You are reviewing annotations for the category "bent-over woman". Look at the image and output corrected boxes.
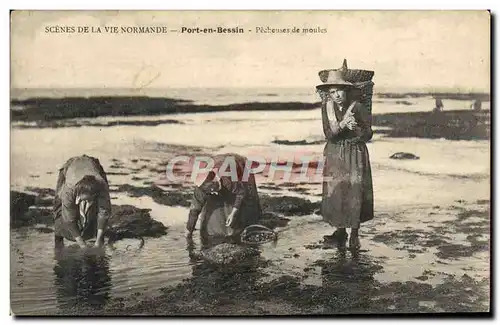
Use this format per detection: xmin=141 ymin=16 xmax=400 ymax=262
xmin=186 ymin=153 xmax=262 ymax=244
xmin=53 ymin=155 xmax=112 ymax=249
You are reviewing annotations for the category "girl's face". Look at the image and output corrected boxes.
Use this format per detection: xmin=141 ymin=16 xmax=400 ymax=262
xmin=199 ymin=174 xmax=221 ymax=196
xmin=328 ymin=87 xmax=348 ymax=105
xmin=77 ymin=192 xmax=95 ymax=202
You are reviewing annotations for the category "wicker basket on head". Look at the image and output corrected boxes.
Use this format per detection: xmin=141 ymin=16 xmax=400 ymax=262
xmin=318 ymin=59 xmax=375 ymax=114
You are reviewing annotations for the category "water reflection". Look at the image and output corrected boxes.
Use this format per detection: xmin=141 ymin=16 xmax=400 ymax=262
xmin=184 ymin=236 xmax=263 ymax=304
xmin=53 ymin=247 xmax=111 ymax=313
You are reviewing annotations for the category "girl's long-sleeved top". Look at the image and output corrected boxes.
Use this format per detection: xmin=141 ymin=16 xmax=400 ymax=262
xmin=54 ymin=155 xmax=111 ymax=240
xmin=187 ymin=176 xmax=247 ymax=232
xmin=321 ymin=99 xmax=373 ymax=144
xmin=321 ymin=99 xmax=374 ymax=228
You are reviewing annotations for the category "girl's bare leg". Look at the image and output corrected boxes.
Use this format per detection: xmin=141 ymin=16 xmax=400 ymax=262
xmin=324 ymin=227 xmax=348 ymax=248
xmin=349 ymin=224 xmax=361 ymax=250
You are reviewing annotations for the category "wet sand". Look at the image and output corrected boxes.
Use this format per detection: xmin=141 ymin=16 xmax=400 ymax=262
xmin=10 ymin=97 xmax=490 ymax=315
xmin=11 ymin=155 xmax=490 ymax=315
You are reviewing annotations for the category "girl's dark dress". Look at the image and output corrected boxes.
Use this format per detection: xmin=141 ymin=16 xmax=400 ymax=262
xmin=321 ymin=99 xmax=374 ymax=228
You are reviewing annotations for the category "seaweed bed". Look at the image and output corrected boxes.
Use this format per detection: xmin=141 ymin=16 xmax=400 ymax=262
xmin=11 ymin=96 xmax=320 ymax=124
xmin=10 ymin=190 xmax=167 ymax=239
xmin=10 ymin=95 xmax=490 ymax=141
xmin=10 ymin=92 xmax=489 ymax=125
xmin=376 ymin=92 xmax=489 ymax=101
xmin=111 ymin=184 xmax=192 ymax=208
xmin=11 ymin=185 xmax=319 ymax=237
xmin=45 ymin=253 xmax=489 ymax=315
xmin=272 ymin=139 xmax=324 ymax=146
xmin=372 ymin=110 xmax=490 ymax=140
xmin=371 ymin=203 xmax=490 ymax=260
xmin=11 ymin=188 xmax=491 ymax=315
xmin=265 ymin=110 xmax=489 ymax=142
xmin=260 ymin=195 xmax=320 ymax=216
xmin=110 ymin=184 xmax=321 ymax=216
xmin=13 ymin=119 xmax=184 ymax=129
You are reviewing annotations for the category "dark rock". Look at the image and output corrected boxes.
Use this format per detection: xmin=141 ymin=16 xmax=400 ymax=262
xmin=107 ymin=205 xmax=168 ymax=240
xmin=259 ymin=185 xmax=282 ymax=191
xmin=25 ymin=187 xmax=56 ymax=197
xmin=260 ymin=195 xmax=320 ymax=216
xmin=435 ymin=242 xmax=489 ymax=260
xmin=288 ymin=187 xmax=310 ymax=194
xmin=11 ymin=188 xmax=167 ymax=241
xmin=22 ymin=208 xmax=54 ymax=226
xmin=257 ymin=212 xmax=290 ymax=229
xmin=272 ymin=139 xmax=324 ymax=146
xmin=112 ymin=184 xmax=191 ymax=207
xmin=11 ymin=191 xmax=36 ymax=223
xmin=373 ymin=109 xmax=489 ymax=141
xmin=24 ymin=187 xmax=55 ymax=208
xmin=34 ymin=225 xmax=54 ymax=233
xmin=389 ymin=152 xmax=420 ymax=160
xmin=10 ymin=190 xmax=55 ymax=228
xmin=11 ymin=188 xmax=56 ymax=228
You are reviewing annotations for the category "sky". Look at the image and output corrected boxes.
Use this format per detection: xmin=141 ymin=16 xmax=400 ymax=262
xmin=10 ymin=10 xmax=491 ymax=92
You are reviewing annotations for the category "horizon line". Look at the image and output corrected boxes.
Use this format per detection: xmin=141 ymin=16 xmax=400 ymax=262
xmin=10 ymin=86 xmax=491 ymax=94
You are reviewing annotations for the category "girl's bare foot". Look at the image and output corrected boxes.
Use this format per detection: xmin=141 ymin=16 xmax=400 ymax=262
xmin=323 ymin=228 xmax=348 ymax=248
xmin=349 ymin=233 xmax=361 ymax=250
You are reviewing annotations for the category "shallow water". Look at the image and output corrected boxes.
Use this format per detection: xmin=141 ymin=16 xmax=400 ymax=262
xmin=10 ymin=200 xmax=490 ymax=314
xmin=10 ymin=98 xmax=490 ymax=314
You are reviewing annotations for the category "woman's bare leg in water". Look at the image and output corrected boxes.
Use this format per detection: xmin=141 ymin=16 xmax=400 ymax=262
xmin=55 ymin=235 xmax=64 ymax=250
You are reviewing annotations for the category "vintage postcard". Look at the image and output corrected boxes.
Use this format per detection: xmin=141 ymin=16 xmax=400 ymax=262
xmin=10 ymin=10 xmax=490 ymax=316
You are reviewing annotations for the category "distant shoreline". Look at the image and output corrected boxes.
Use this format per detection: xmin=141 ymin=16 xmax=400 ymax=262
xmin=376 ymin=92 xmax=490 ymax=101
xmin=10 ymin=97 xmax=321 ymax=122
xmin=10 ymin=89 xmax=490 ymax=125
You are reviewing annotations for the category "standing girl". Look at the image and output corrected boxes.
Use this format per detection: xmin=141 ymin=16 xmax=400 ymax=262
xmin=317 ymin=69 xmax=374 ymax=250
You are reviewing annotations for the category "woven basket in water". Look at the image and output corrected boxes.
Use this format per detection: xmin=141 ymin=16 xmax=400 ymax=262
xmin=200 ymin=243 xmax=260 ymax=265
xmin=240 ymin=224 xmax=277 ymax=245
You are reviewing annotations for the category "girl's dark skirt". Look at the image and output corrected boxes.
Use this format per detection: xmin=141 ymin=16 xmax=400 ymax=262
xmin=321 ymin=140 xmax=374 ymax=228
